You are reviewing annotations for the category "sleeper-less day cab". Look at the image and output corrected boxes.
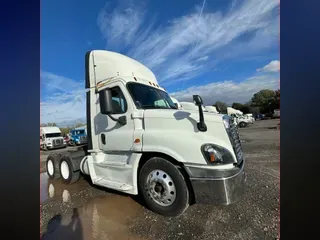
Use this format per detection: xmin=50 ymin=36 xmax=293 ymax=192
xmin=46 ymin=50 xmax=246 ymax=216
xmin=40 ymin=126 xmax=66 ymax=150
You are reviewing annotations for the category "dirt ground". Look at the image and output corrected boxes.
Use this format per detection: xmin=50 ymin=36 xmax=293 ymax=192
xmin=40 ymin=119 xmax=280 ymax=240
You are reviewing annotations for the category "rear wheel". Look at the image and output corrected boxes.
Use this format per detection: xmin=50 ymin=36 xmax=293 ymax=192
xmin=59 ymin=158 xmax=81 ymax=184
xmin=139 ymin=157 xmax=190 ymax=217
xmin=46 ymin=155 xmax=60 ymax=180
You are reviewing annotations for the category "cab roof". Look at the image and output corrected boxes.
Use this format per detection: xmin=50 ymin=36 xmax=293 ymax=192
xmin=85 ymin=50 xmax=159 ymax=89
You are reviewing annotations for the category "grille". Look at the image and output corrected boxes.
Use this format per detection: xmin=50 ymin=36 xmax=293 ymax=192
xmin=228 ymin=122 xmax=243 ymax=164
xmin=53 ymin=139 xmax=63 ymax=146
xmin=80 ymin=136 xmax=87 ymax=143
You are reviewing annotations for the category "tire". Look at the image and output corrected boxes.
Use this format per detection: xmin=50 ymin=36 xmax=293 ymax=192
xmin=239 ymin=122 xmax=246 ymax=128
xmin=139 ymin=157 xmax=190 ymax=217
xmin=59 ymin=156 xmax=81 ymax=185
xmin=46 ymin=155 xmax=61 ymax=180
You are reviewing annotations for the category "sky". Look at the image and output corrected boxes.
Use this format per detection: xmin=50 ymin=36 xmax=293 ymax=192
xmin=41 ymin=0 xmax=280 ymax=125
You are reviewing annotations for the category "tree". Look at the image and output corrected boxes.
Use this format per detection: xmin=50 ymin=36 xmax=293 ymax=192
xmin=240 ymin=105 xmax=251 ymax=114
xmin=231 ymin=102 xmax=251 ymax=114
xmin=60 ymin=127 xmax=71 ymax=136
xmin=251 ymin=89 xmax=279 ymax=114
xmin=274 ymin=89 xmax=280 ymax=109
xmin=231 ymin=102 xmax=243 ymax=110
xmin=214 ymin=101 xmax=227 ymax=114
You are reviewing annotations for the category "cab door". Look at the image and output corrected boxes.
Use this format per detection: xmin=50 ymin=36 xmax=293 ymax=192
xmin=97 ymin=81 xmax=135 ymax=152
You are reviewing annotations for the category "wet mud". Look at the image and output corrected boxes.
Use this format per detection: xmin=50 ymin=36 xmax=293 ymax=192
xmin=40 ymin=174 xmax=147 ymax=240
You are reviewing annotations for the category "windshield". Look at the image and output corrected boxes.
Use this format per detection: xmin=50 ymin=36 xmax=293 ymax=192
xmin=127 ymin=82 xmax=177 ymax=109
xmin=45 ymin=133 xmax=62 ymax=138
xmin=71 ymin=130 xmax=85 ymax=135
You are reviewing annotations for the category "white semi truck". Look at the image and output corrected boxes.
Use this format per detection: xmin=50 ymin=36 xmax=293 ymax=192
xmin=180 ymin=101 xmax=207 ymax=112
xmin=40 ymin=126 xmax=66 ymax=150
xmin=45 ymin=50 xmax=246 ymax=216
xmin=205 ymin=106 xmax=219 ymax=113
xmin=227 ymin=107 xmax=252 ymax=128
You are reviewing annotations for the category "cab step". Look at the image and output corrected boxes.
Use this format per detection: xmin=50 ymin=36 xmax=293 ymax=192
xmin=93 ymin=177 xmax=133 ymax=191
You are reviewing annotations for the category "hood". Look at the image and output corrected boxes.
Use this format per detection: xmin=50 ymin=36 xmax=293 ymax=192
xmin=141 ymin=109 xmax=235 ymax=165
xmin=143 ymin=109 xmax=224 ymax=123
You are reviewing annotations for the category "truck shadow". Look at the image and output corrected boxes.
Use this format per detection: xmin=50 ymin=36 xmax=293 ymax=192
xmin=173 ymin=111 xmax=199 ymax=133
xmin=94 ymin=112 xmax=123 ymax=134
xmin=41 ymin=208 xmax=83 ymax=240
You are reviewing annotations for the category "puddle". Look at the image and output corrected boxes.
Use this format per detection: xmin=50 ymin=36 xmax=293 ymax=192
xmin=41 ymin=195 xmax=146 ymax=240
xmin=40 ymin=173 xmax=49 ymax=204
xmin=41 ymin=173 xmax=147 ymax=239
xmin=40 ymin=173 xmax=88 ymax=204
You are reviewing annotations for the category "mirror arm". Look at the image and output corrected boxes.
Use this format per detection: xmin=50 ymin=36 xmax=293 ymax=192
xmin=107 ymin=114 xmax=127 ymax=125
xmin=197 ymin=105 xmax=207 ymax=132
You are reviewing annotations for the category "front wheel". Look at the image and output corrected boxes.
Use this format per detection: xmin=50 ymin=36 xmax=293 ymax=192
xmin=139 ymin=157 xmax=190 ymax=217
xmin=239 ymin=122 xmax=246 ymax=128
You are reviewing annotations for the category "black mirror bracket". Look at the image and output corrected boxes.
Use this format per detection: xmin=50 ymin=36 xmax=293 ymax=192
xmin=193 ymin=95 xmax=207 ymax=132
xmin=107 ymin=114 xmax=127 ymax=125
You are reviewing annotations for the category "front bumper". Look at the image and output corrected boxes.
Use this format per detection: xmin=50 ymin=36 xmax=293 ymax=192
xmin=184 ymin=161 xmax=246 ymax=205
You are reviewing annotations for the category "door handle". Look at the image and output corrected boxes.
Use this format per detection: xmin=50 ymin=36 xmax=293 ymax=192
xmin=101 ymin=134 xmax=106 ymax=145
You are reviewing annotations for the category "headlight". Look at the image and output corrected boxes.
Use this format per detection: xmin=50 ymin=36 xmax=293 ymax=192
xmin=222 ymin=115 xmax=230 ymax=129
xmin=201 ymin=144 xmax=234 ymax=165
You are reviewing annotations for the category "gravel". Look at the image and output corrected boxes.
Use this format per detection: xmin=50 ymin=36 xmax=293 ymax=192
xmin=40 ymin=119 xmax=280 ymax=240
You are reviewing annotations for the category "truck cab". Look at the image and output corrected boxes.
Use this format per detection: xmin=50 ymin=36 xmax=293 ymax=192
xmin=227 ymin=107 xmax=252 ymax=128
xmin=40 ymin=127 xmax=66 ymax=150
xmin=46 ymin=50 xmax=246 ymax=217
xmin=69 ymin=128 xmax=87 ymax=146
xmin=205 ymin=106 xmax=219 ymax=114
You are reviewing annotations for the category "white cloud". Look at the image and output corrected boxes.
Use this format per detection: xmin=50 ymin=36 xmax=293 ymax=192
xmin=41 ymin=0 xmax=280 ymax=123
xmin=40 ymin=71 xmax=86 ymax=124
xmin=97 ymin=0 xmax=279 ymax=84
xmin=40 ymin=70 xmax=279 ymax=124
xmin=257 ymin=60 xmax=280 ymax=72
xmin=170 ymin=75 xmax=279 ymax=105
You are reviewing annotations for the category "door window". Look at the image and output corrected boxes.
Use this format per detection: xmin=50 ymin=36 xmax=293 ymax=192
xmin=110 ymin=87 xmax=127 ymax=114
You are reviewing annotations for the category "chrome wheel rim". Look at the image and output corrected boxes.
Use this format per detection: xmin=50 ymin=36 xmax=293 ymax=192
xmin=145 ymin=169 xmax=176 ymax=206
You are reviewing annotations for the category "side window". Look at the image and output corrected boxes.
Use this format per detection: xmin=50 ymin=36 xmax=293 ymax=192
xmin=110 ymin=87 xmax=127 ymax=114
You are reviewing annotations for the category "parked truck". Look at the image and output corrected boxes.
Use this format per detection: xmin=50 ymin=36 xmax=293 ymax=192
xmin=205 ymin=106 xmax=219 ymax=114
xmin=227 ymin=107 xmax=252 ymax=128
xmin=69 ymin=128 xmax=88 ymax=146
xmin=45 ymin=50 xmax=246 ymax=217
xmin=40 ymin=126 xmax=66 ymax=150
xmin=273 ymin=109 xmax=280 ymax=118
